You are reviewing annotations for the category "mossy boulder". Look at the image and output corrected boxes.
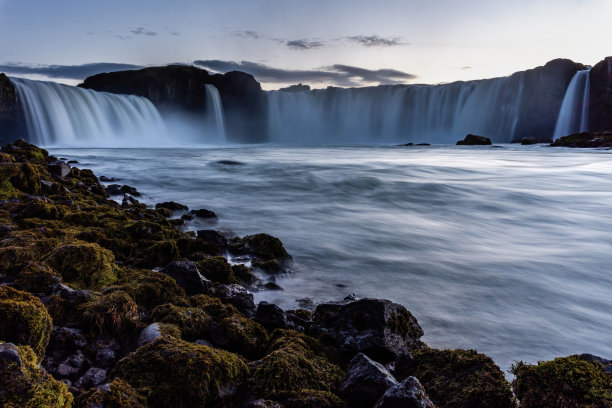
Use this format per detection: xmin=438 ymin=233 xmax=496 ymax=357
xmin=411 ymin=348 xmax=516 ymax=408
xmin=13 ymin=262 xmax=61 ymax=294
xmin=551 ymin=131 xmax=612 ymax=148
xmin=511 ymin=355 xmax=612 ymax=408
xmin=46 ymin=242 xmax=120 ymax=290
xmin=250 ymin=329 xmax=344 ymax=400
xmin=0 ymin=140 xmax=49 ymax=165
xmin=0 ymin=343 xmax=73 ymax=407
xmin=113 ymin=270 xmax=186 ymax=309
xmin=0 ymin=162 xmax=43 ymax=199
xmin=281 ymin=390 xmax=346 ymax=408
xmin=230 ymin=233 xmax=290 ymax=262
xmin=77 ymin=379 xmax=147 ymax=408
xmin=78 ymin=291 xmax=140 ymax=337
xmin=151 ymin=304 xmax=211 ymax=341
xmin=112 ymin=337 xmax=248 ymax=408
xmin=196 ymin=256 xmax=239 ymax=284
xmin=0 ymin=286 xmax=53 ymax=359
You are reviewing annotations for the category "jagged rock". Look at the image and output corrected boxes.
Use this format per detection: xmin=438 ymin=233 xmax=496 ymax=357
xmin=339 ymin=352 xmax=398 ymax=408
xmin=254 ymin=301 xmax=286 ymax=330
xmin=456 ymin=134 xmax=492 ymax=145
xmin=310 ymin=297 xmax=423 ymax=362
xmin=48 ymin=161 xmax=70 ymax=178
xmin=374 ymin=377 xmax=435 ymax=408
xmin=137 ymin=323 xmax=162 ymax=347
xmin=159 ymin=261 xmax=211 ymax=295
xmin=155 ymin=201 xmax=188 ymax=211
xmin=211 ymin=284 xmax=255 ymax=317
xmin=75 ymin=367 xmax=107 ymax=389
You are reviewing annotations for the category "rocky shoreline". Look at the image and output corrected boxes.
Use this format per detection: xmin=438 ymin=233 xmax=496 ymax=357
xmin=1 ymin=140 xmax=611 ymax=407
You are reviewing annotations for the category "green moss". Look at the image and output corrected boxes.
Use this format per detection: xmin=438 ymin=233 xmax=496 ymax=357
xmin=79 ymin=291 xmax=140 ymax=337
xmin=389 ymin=308 xmax=423 ymax=339
xmin=0 ymin=344 xmax=73 ymax=408
xmin=46 ymin=242 xmax=119 ymax=290
xmin=0 ymin=286 xmax=53 ymax=359
xmin=114 ymin=270 xmax=186 ymax=309
xmin=250 ymin=329 xmax=343 ymax=399
xmin=151 ymin=304 xmax=211 ymax=341
xmin=17 ymin=202 xmax=65 ymax=220
xmin=511 ymin=356 xmax=612 ymax=408
xmin=196 ymin=256 xmax=238 ymax=284
xmin=231 ymin=263 xmax=257 ymax=284
xmin=13 ymin=263 xmax=60 ymax=294
xmin=412 ymin=348 xmax=516 ymax=408
xmin=77 ymin=379 xmax=147 ymax=408
xmin=281 ymin=390 xmax=346 ymax=408
xmin=142 ymin=240 xmax=179 ymax=268
xmin=112 ymin=337 xmax=248 ymax=408
xmin=0 ymin=246 xmax=36 ymax=273
xmin=0 ymin=140 xmax=49 ymax=165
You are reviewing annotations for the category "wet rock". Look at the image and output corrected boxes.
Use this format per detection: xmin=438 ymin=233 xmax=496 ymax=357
xmin=392 ymin=352 xmax=415 ymax=381
xmin=189 ymin=208 xmax=217 ymax=218
xmin=48 ymin=161 xmax=71 ymax=178
xmin=75 ymin=367 xmax=107 ymax=389
xmin=374 ymin=376 xmax=435 ymax=408
xmin=159 ymin=260 xmax=211 ymax=295
xmin=95 ymin=348 xmax=116 ymax=368
xmin=56 ymin=351 xmax=87 ymax=380
xmin=416 ymin=143 xmax=431 ymax=146
xmin=264 ymin=281 xmax=283 ymax=290
xmin=197 ymin=229 xmax=229 ymax=252
xmin=310 ymin=297 xmax=423 ymax=362
xmin=286 ymin=309 xmax=312 ymax=332
xmin=155 ymin=201 xmax=188 ymax=211
xmin=520 ymin=137 xmax=553 ymax=145
xmin=99 ymin=175 xmax=118 ymax=182
xmin=456 ymin=134 xmax=492 ymax=145
xmin=229 ymin=233 xmax=291 ymax=263
xmin=52 ymin=283 xmax=92 ymax=302
xmin=255 ymin=301 xmax=286 ymax=330
xmin=106 ymin=184 xmax=140 ymax=196
xmin=0 ymin=342 xmax=22 ymax=367
xmin=211 ymin=284 xmax=256 ymax=317
xmin=550 ymin=131 xmax=612 ymax=147
xmin=249 ymin=399 xmax=282 ymax=408
xmin=137 ymin=323 xmax=163 ymax=347
xmin=339 ymin=352 xmax=398 ymax=408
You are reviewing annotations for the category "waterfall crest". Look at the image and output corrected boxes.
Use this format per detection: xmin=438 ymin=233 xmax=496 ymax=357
xmin=11 ymin=77 xmax=166 ymax=147
xmin=204 ymin=84 xmax=226 ymax=143
xmin=267 ymin=75 xmax=526 ymax=144
xmin=553 ymin=70 xmax=591 ymax=139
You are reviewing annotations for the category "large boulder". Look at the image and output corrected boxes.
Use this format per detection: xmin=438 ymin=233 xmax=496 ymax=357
xmin=310 ymin=297 xmax=423 ymax=362
xmin=374 ymin=376 xmax=436 ymax=408
xmin=588 ymin=56 xmax=612 ymax=133
xmin=339 ymin=352 xmax=398 ymax=408
xmin=550 ymin=131 xmax=612 ymax=147
xmin=456 ymin=134 xmax=491 ymax=145
xmin=159 ymin=260 xmax=211 ymax=295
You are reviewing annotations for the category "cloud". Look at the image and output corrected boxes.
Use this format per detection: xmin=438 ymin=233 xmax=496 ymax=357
xmin=193 ymin=60 xmax=417 ymax=87
xmin=0 ymin=62 xmax=144 ymax=80
xmin=286 ymin=39 xmax=325 ymax=50
xmin=346 ymin=35 xmax=407 ymax=47
xmin=131 ymin=27 xmax=158 ymax=36
xmin=232 ymin=30 xmax=265 ymax=40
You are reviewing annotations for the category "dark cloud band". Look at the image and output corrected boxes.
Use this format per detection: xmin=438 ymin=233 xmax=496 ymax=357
xmin=0 ymin=63 xmax=144 ymax=80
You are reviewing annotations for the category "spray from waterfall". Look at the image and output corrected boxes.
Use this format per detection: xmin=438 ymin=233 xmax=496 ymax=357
xmin=553 ymin=69 xmax=591 ymax=140
xmin=204 ymin=84 xmax=226 ymax=143
xmin=11 ymin=77 xmax=167 ymax=147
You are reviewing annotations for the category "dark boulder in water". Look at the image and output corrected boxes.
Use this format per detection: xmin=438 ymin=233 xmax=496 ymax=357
xmin=310 ymin=296 xmax=423 ymax=363
xmin=106 ymin=184 xmax=140 ymax=196
xmin=456 ymin=134 xmax=492 ymax=145
xmin=155 ymin=201 xmax=188 ymax=211
xmin=188 ymin=208 xmax=217 ymax=219
xmin=520 ymin=137 xmax=553 ymax=145
xmin=550 ymin=131 xmax=612 ymax=147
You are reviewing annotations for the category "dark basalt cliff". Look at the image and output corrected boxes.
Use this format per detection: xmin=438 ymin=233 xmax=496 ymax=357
xmin=510 ymin=58 xmax=586 ymax=142
xmin=588 ymin=57 xmax=612 ymax=133
xmin=0 ymin=74 xmax=26 ymax=146
xmin=80 ymin=65 xmax=267 ymax=143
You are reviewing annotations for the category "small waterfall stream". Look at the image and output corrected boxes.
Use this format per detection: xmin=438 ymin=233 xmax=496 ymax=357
xmin=553 ymin=69 xmax=591 ymax=140
xmin=204 ymin=84 xmax=226 ymax=143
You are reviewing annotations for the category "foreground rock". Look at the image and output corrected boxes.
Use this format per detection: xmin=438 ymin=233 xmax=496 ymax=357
xmin=339 ymin=352 xmax=398 ymax=408
xmin=550 ymin=131 xmax=612 ymax=147
xmin=374 ymin=377 xmax=436 ymax=408
xmin=310 ymin=297 xmax=424 ymax=362
xmin=456 ymin=134 xmax=492 ymax=145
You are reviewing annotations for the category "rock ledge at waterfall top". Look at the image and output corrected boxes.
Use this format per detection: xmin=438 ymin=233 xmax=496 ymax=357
xmin=1 ymin=139 xmax=612 ymax=407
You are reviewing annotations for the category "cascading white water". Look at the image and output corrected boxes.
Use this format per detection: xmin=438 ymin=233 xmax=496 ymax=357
xmin=267 ymin=74 xmax=526 ymax=144
xmin=204 ymin=84 xmax=226 ymax=143
xmin=11 ymin=77 xmax=167 ymax=147
xmin=553 ymin=70 xmax=591 ymax=140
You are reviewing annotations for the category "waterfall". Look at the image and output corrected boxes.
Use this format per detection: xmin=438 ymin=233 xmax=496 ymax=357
xmin=553 ymin=69 xmax=591 ymax=140
xmin=11 ymin=77 xmax=166 ymax=147
xmin=204 ymin=84 xmax=226 ymax=143
xmin=267 ymin=75 xmax=526 ymax=144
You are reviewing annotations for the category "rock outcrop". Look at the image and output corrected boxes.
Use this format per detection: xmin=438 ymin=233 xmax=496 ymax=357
xmin=80 ymin=65 xmax=268 ymax=143
xmin=0 ymin=74 xmax=26 ymax=145
xmin=550 ymin=131 xmax=612 ymax=147
xmin=456 ymin=134 xmax=492 ymax=145
xmin=588 ymin=57 xmax=612 ymax=133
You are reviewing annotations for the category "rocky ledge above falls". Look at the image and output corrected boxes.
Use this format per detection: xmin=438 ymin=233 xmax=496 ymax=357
xmin=79 ymin=65 xmax=268 ymax=143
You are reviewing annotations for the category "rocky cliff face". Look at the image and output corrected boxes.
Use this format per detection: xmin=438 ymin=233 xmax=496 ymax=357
xmin=80 ymin=65 xmax=267 ymax=143
xmin=0 ymin=74 xmax=26 ymax=145
xmin=588 ymin=57 xmax=612 ymax=133
xmin=511 ymin=59 xmax=586 ymax=142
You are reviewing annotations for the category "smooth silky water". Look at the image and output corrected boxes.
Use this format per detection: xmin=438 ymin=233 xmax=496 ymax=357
xmin=48 ymin=144 xmax=612 ymax=374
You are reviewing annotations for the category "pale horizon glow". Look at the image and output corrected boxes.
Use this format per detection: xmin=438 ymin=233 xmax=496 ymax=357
xmin=0 ymin=0 xmax=610 ymax=89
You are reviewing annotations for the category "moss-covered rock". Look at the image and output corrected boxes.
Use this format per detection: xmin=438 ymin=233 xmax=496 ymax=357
xmin=511 ymin=355 xmax=612 ymax=408
xmin=0 ymin=286 xmax=53 ymax=359
xmin=250 ymin=329 xmax=344 ymax=400
xmin=196 ymin=256 xmax=239 ymax=284
xmin=151 ymin=304 xmax=211 ymax=341
xmin=112 ymin=337 xmax=248 ymax=408
xmin=46 ymin=242 xmax=120 ymax=290
xmin=230 ymin=233 xmax=290 ymax=262
xmin=112 ymin=270 xmax=186 ymax=309
xmin=0 ymin=140 xmax=49 ymax=165
xmin=13 ymin=262 xmax=61 ymax=294
xmin=77 ymin=379 xmax=147 ymax=408
xmin=78 ymin=291 xmax=140 ymax=338
xmin=0 ymin=344 xmax=73 ymax=408
xmin=281 ymin=390 xmax=346 ymax=408
xmin=411 ymin=348 xmax=516 ymax=408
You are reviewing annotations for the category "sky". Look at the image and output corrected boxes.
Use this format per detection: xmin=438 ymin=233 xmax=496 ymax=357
xmin=0 ymin=0 xmax=610 ymax=90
